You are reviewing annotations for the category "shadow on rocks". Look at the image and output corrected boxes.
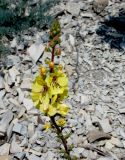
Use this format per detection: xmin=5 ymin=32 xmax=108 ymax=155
xmin=96 ymin=11 xmax=125 ymax=51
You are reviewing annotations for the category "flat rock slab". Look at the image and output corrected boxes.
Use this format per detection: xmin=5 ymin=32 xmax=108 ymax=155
xmin=0 ymin=143 xmax=10 ymax=155
xmin=66 ymin=2 xmax=81 ymax=16
xmin=87 ymin=130 xmax=111 ymax=143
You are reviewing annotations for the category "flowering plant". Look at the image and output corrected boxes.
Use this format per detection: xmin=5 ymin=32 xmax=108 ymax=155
xmin=31 ymin=20 xmax=74 ymax=160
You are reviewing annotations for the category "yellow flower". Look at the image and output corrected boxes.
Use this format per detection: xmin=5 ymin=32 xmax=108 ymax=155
xmin=45 ymin=70 xmax=68 ymax=96
xmin=31 ymin=75 xmax=50 ymax=108
xmin=57 ymin=104 xmax=69 ymax=116
xmin=56 ymin=118 xmax=66 ymax=127
xmin=44 ymin=122 xmax=51 ymax=131
xmin=40 ymin=104 xmax=57 ymax=117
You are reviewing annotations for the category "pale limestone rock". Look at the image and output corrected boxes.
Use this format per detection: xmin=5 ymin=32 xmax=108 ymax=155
xmin=0 ymin=143 xmax=10 ymax=155
xmin=27 ymin=43 xmax=45 ymax=62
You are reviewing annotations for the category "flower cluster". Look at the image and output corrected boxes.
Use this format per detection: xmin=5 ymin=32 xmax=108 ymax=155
xmin=31 ymin=20 xmax=69 ymax=130
xmin=31 ymin=67 xmax=69 ymax=118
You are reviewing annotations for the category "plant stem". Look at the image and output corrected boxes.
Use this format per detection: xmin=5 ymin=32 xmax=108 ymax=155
xmin=50 ymin=46 xmax=55 ymax=72
xmin=51 ymin=117 xmax=71 ymax=160
xmin=51 ymin=46 xmax=55 ymax=62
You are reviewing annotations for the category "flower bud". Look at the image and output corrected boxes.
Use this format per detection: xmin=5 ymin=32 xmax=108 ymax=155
xmin=55 ymin=48 xmax=61 ymax=55
xmin=49 ymin=62 xmax=54 ymax=69
xmin=40 ymin=67 xmax=46 ymax=75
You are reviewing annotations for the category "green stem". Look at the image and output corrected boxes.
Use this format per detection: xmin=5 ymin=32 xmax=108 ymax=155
xmin=51 ymin=117 xmax=71 ymax=160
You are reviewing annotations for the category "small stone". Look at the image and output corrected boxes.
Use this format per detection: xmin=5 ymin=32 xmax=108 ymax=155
xmin=10 ymin=140 xmax=22 ymax=153
xmin=71 ymin=147 xmax=85 ymax=158
xmin=80 ymin=94 xmax=91 ymax=105
xmin=99 ymin=119 xmax=112 ymax=133
xmin=105 ymin=141 xmax=114 ymax=150
xmin=109 ymin=137 xmax=123 ymax=148
xmin=11 ymin=38 xmax=18 ymax=48
xmin=28 ymin=123 xmax=35 ymax=138
xmin=14 ymin=152 xmax=25 ymax=160
xmin=87 ymin=130 xmax=111 ymax=143
xmin=0 ymin=110 xmax=13 ymax=136
xmin=119 ymin=108 xmax=125 ymax=114
xmin=13 ymin=123 xmax=22 ymax=134
xmin=17 ymin=107 xmax=26 ymax=118
xmin=28 ymin=154 xmax=41 ymax=160
xmin=17 ymin=88 xmax=24 ymax=104
xmin=69 ymin=34 xmax=75 ymax=46
xmin=0 ymin=77 xmax=4 ymax=89
xmin=93 ymin=0 xmax=109 ymax=14
xmin=27 ymin=43 xmax=45 ymax=62
xmin=8 ymin=98 xmax=20 ymax=107
xmin=0 ymin=143 xmax=10 ymax=155
xmin=23 ymin=98 xmax=34 ymax=111
xmin=21 ymin=78 xmax=32 ymax=91
xmin=9 ymin=66 xmax=20 ymax=83
xmin=66 ymin=2 xmax=81 ymax=16
xmin=0 ymin=90 xmax=5 ymax=99
xmin=7 ymin=122 xmax=14 ymax=141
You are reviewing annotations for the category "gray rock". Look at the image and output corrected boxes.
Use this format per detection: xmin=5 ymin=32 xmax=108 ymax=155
xmin=10 ymin=140 xmax=22 ymax=153
xmin=93 ymin=0 xmax=109 ymax=14
xmin=87 ymin=130 xmax=111 ymax=143
xmin=99 ymin=119 xmax=112 ymax=133
xmin=14 ymin=152 xmax=25 ymax=160
xmin=0 ymin=110 xmax=13 ymax=136
xmin=0 ymin=143 xmax=10 ymax=155
xmin=28 ymin=154 xmax=41 ymax=160
xmin=66 ymin=2 xmax=81 ymax=16
xmin=13 ymin=123 xmax=22 ymax=134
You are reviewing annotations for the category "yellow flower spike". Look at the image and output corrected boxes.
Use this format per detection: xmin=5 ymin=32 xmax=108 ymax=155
xmin=44 ymin=122 xmax=51 ymax=131
xmin=57 ymin=104 xmax=69 ymax=116
xmin=56 ymin=118 xmax=66 ymax=127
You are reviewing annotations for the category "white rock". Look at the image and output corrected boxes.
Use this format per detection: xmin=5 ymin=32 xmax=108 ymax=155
xmin=109 ymin=137 xmax=123 ymax=148
xmin=0 ymin=77 xmax=4 ymax=89
xmin=9 ymin=66 xmax=20 ymax=82
xmin=66 ymin=2 xmax=81 ymax=16
xmin=20 ymin=78 xmax=32 ymax=90
xmin=17 ymin=88 xmax=24 ymax=104
xmin=69 ymin=34 xmax=75 ymax=46
xmin=0 ymin=143 xmax=10 ymax=155
xmin=99 ymin=119 xmax=112 ymax=133
xmin=119 ymin=108 xmax=125 ymax=114
xmin=27 ymin=43 xmax=45 ymax=62
xmin=28 ymin=123 xmax=35 ymax=138
xmin=10 ymin=140 xmax=22 ymax=153
xmin=80 ymin=94 xmax=91 ymax=105
xmin=23 ymin=98 xmax=34 ymax=111
xmin=0 ymin=90 xmax=5 ymax=99
xmin=8 ymin=98 xmax=20 ymax=107
xmin=11 ymin=38 xmax=17 ymax=48
xmin=105 ymin=141 xmax=114 ymax=150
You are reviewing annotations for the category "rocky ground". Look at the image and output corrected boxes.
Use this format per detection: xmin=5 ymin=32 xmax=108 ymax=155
xmin=1 ymin=0 xmax=125 ymax=159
